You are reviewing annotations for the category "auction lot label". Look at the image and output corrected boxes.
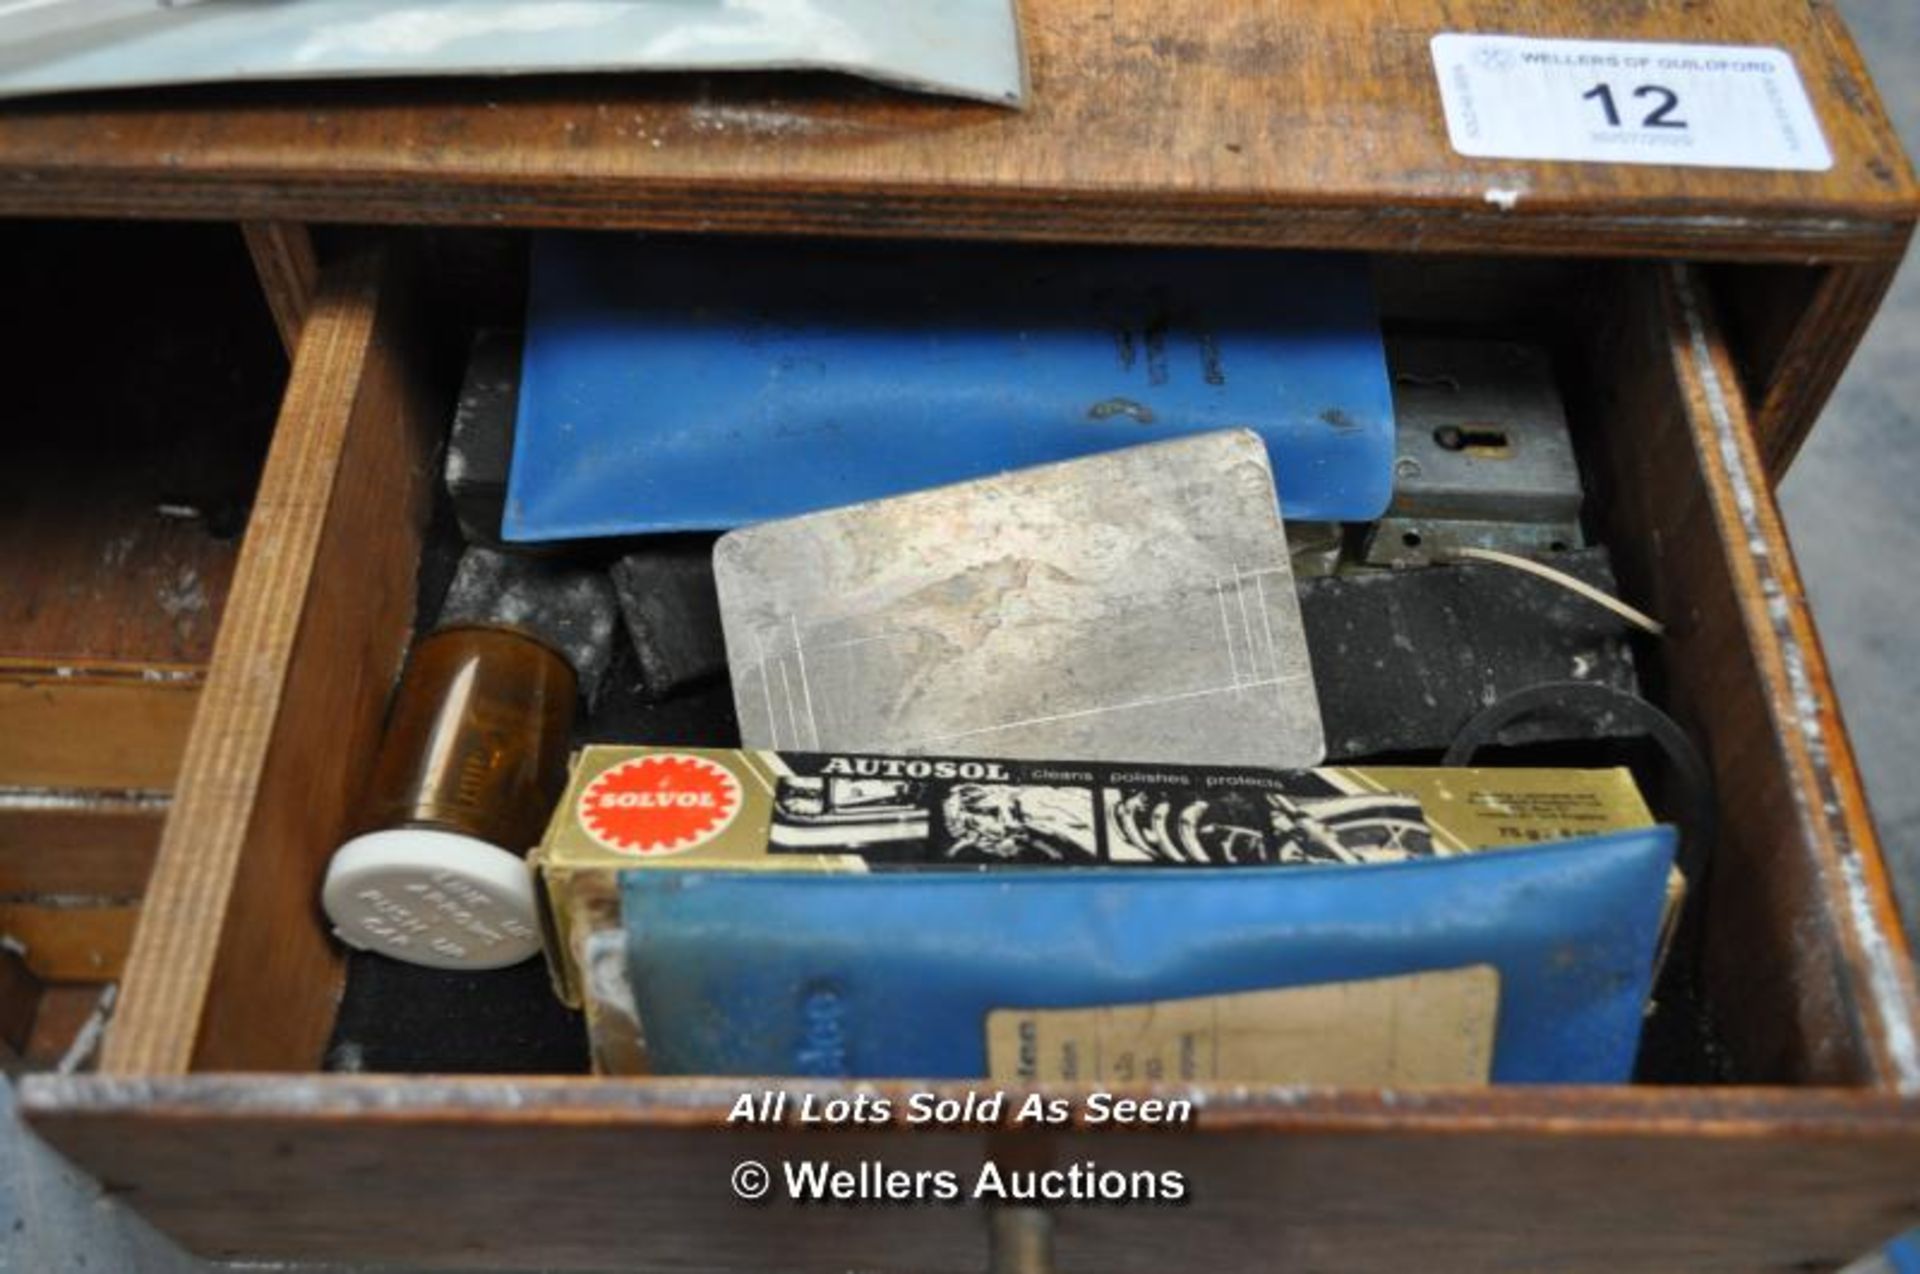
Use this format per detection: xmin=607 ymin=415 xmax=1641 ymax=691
xmin=1432 ymin=34 xmax=1832 ymax=171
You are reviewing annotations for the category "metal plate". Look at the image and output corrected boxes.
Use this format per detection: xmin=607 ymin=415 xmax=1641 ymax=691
xmin=715 ymin=431 xmax=1324 ymax=768
xmin=1367 ymin=338 xmax=1584 ymax=567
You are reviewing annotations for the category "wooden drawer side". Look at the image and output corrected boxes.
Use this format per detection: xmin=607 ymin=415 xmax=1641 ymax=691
xmin=1577 ymin=264 xmax=1920 ymax=1087
xmin=99 ymin=247 xmax=439 ymax=1075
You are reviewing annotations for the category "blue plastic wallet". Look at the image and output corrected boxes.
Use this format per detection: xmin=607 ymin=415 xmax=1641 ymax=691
xmin=506 ymin=235 xmax=1396 ymax=539
xmin=621 ymin=826 xmax=1677 ymax=1083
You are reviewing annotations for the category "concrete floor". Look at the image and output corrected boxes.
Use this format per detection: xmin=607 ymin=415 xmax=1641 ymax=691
xmin=3 ymin=4 xmax=1918 ymax=1270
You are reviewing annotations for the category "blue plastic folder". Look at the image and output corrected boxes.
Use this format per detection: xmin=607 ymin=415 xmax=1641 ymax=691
xmin=621 ymin=827 xmax=1677 ymax=1082
xmin=506 ymin=235 xmax=1396 ymax=540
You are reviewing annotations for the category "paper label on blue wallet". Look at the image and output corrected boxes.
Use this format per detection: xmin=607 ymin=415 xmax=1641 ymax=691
xmin=1433 ymin=35 xmax=1832 ymax=171
xmin=987 ymin=966 xmax=1499 ymax=1085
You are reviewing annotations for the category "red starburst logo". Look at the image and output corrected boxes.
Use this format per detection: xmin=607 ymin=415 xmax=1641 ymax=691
xmin=577 ymin=754 xmax=742 ymax=856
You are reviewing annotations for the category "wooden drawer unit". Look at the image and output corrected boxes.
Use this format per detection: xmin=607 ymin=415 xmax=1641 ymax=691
xmin=1 ymin=2 xmax=1916 ymax=1268
xmin=6 ymin=234 xmax=1915 ymax=1271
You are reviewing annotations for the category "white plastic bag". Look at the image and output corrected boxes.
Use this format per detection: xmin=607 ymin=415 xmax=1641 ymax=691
xmin=0 ymin=1 xmax=1025 ymax=106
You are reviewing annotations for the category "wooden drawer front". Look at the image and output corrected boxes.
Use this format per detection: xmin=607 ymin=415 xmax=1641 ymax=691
xmin=21 ymin=242 xmax=1920 ymax=1271
xmin=24 ymin=1081 xmax=1920 ymax=1272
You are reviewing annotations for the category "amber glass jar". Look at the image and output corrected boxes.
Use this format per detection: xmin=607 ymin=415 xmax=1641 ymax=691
xmin=322 ymin=624 xmax=577 ymax=971
xmin=359 ymin=624 xmax=576 ymax=850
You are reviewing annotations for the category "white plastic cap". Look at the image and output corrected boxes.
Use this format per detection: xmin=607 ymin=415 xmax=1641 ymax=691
xmin=322 ymin=828 xmax=543 ymax=971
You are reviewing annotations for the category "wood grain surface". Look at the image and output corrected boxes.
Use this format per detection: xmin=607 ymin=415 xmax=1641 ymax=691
xmin=241 ymin=222 xmax=319 ymax=356
xmin=0 ymin=666 xmax=198 ymax=791
xmin=20 ymin=1076 xmax=1920 ymax=1271
xmin=0 ymin=222 xmax=283 ymax=669
xmin=1665 ymin=257 xmax=1920 ymax=1088
xmin=0 ymin=790 xmax=163 ymax=898
xmin=99 ymin=245 xmax=439 ymax=1075
xmin=1745 ymin=258 xmax=1906 ymax=475
xmin=0 ymin=2 xmax=1908 ymax=263
xmin=20 ymin=985 xmax=110 ymax=1069
xmin=1577 ymin=264 xmax=1920 ymax=1086
xmin=0 ymin=903 xmax=135 ymax=983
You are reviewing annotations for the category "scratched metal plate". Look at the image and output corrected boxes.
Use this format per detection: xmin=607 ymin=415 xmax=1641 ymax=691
xmin=714 ymin=430 xmax=1324 ymax=768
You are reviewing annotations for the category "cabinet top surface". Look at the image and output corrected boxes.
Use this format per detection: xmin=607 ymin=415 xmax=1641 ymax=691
xmin=0 ymin=0 xmax=1911 ymax=259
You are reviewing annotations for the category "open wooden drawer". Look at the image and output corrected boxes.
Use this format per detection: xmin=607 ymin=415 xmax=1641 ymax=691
xmin=0 ymin=222 xmax=284 ymax=1069
xmin=17 ymin=237 xmax=1920 ymax=1272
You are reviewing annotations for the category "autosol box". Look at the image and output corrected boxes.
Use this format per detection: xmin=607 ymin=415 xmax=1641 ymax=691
xmin=531 ymin=746 xmax=1671 ymax=1083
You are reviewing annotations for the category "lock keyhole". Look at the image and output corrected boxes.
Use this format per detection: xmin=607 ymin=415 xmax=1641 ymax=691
xmin=1433 ymin=424 xmax=1511 ymax=454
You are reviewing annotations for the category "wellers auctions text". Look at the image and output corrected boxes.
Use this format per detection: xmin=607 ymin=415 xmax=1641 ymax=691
xmin=785 ymin=1159 xmax=1188 ymax=1205
xmin=728 ymin=1093 xmax=1196 ymax=1204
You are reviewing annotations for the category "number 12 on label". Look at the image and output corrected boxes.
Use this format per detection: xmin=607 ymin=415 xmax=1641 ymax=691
xmin=1431 ymin=34 xmax=1834 ymax=171
xmin=1581 ymin=83 xmax=1686 ymax=131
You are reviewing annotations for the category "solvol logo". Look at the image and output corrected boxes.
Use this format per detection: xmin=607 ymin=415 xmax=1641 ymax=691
xmin=578 ymin=754 xmax=742 ymax=855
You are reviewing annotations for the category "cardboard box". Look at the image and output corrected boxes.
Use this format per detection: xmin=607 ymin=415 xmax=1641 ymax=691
xmin=533 ymin=747 xmax=1660 ymax=1075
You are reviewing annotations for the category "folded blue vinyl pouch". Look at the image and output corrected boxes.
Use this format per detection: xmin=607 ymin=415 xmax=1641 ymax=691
xmin=506 ymin=235 xmax=1395 ymax=539
xmin=621 ymin=826 xmax=1676 ymax=1083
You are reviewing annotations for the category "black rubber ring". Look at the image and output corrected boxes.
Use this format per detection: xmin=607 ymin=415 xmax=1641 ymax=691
xmin=1441 ymin=681 xmax=1716 ymax=888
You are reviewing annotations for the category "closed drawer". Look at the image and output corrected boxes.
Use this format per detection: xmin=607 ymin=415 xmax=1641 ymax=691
xmin=20 ymin=238 xmax=1920 ymax=1272
xmin=0 ymin=222 xmax=285 ymax=1066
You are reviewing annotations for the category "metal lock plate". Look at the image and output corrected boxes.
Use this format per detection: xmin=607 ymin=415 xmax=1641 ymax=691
xmin=1366 ymin=338 xmax=1585 ymax=567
